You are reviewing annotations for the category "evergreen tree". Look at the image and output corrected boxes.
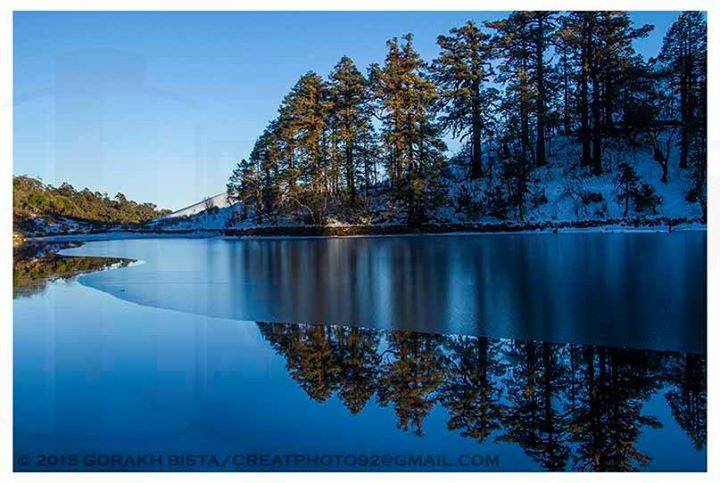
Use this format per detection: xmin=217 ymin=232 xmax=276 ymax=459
xmin=555 ymin=12 xmax=651 ymax=175
xmin=227 ymin=120 xmax=285 ymax=222
xmin=328 ymin=56 xmax=376 ymax=205
xmin=486 ymin=13 xmax=535 ymax=164
xmin=615 ymin=162 xmax=639 ymax=217
xmin=333 ymin=326 xmax=381 ymax=414
xmin=527 ymin=12 xmax=557 ymax=166
xmin=657 ymin=12 xmax=705 ymax=169
xmin=665 ymin=353 xmax=706 ymax=451
xmin=597 ymin=13 xmax=654 ymax=131
xmin=498 ymin=341 xmax=570 ymax=471
xmin=223 ymin=11 xmax=706 ymax=227
xmin=278 ymin=72 xmax=333 ymax=223
xmin=488 ymin=12 xmax=557 ymax=168
xmin=565 ymin=346 xmax=664 ymax=471
xmin=553 ymin=21 xmax=575 ymax=135
xmin=431 ymin=21 xmax=497 ymax=178
xmin=370 ymin=34 xmax=447 ymax=224
xmin=658 ymin=12 xmax=706 ymax=216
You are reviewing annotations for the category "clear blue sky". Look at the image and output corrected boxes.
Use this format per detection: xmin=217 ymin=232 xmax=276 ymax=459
xmin=14 ymin=11 xmax=681 ymax=210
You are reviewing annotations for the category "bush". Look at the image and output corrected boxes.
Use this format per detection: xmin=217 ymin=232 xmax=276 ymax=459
xmin=529 ymin=188 xmax=548 ymax=208
xmin=615 ymin=162 xmax=640 ymax=217
xmin=580 ymin=191 xmax=604 ymax=205
xmin=483 ymin=185 xmax=508 ymax=220
xmin=455 ymin=185 xmax=482 ymax=218
xmin=634 ymin=183 xmax=662 ymax=214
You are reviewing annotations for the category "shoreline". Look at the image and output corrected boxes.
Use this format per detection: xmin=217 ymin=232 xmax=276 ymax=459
xmin=223 ymin=216 xmax=704 ymax=238
xmin=19 ymin=216 xmax=706 ymax=243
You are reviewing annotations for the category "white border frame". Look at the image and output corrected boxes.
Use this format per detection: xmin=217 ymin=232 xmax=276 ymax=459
xmin=1 ymin=1 xmax=716 ymax=481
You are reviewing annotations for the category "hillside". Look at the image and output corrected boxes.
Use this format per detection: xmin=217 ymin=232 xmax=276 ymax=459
xmin=147 ymin=192 xmax=234 ymax=230
xmin=150 ymin=135 xmax=704 ymax=234
xmin=13 ymin=176 xmax=171 ymax=236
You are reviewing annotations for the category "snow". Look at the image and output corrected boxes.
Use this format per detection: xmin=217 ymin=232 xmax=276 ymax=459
xmin=151 ymin=192 xmax=232 ymax=221
xmin=22 ymin=136 xmax=703 ymax=238
xmin=18 ymin=214 xmax=106 ymax=236
xmin=441 ymin=136 xmax=702 ymax=224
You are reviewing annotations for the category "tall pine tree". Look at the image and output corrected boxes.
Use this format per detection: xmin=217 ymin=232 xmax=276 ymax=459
xmin=371 ymin=35 xmax=447 ymax=224
xmin=431 ymin=21 xmax=497 ymax=178
xmin=328 ymin=56 xmax=376 ymax=205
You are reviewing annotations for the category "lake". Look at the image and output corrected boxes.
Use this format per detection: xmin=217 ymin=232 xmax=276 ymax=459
xmin=13 ymin=231 xmax=706 ymax=471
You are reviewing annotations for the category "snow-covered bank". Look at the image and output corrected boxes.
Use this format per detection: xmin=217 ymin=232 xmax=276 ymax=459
xmin=24 ymin=218 xmax=705 ymax=243
xmin=222 ymin=217 xmax=704 ymax=238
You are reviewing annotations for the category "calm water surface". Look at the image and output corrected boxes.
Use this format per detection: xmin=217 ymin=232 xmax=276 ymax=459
xmin=13 ymin=232 xmax=706 ymax=471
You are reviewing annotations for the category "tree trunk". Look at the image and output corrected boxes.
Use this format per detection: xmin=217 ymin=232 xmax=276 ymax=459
xmin=679 ymin=55 xmax=689 ymax=169
xmin=520 ymin=59 xmax=531 ymax=160
xmin=562 ymin=49 xmax=571 ymax=135
xmin=653 ymin=145 xmax=669 ymax=184
xmin=623 ymin=184 xmax=629 ymax=217
xmin=345 ymin=143 xmax=356 ymax=203
xmin=470 ymin=78 xmax=483 ymax=178
xmin=602 ymin=70 xmax=613 ymax=132
xmin=580 ymin=23 xmax=591 ymax=167
xmin=589 ymin=19 xmax=602 ymax=176
xmin=535 ymin=15 xmax=547 ymax=166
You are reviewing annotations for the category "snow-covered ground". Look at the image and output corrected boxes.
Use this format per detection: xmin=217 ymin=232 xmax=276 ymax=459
xmin=15 ymin=214 xmax=120 ymax=236
xmin=146 ymin=192 xmax=237 ymax=231
xmin=439 ymin=136 xmax=702 ymax=224
xmin=149 ymin=136 xmax=702 ymax=233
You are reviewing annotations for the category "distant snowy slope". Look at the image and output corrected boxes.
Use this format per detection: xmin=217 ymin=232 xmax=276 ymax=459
xmin=152 ymin=192 xmax=232 ymax=221
xmin=147 ymin=192 xmax=241 ymax=231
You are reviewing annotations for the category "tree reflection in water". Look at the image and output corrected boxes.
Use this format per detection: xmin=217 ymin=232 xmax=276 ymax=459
xmin=257 ymin=321 xmax=706 ymax=472
xmin=13 ymin=242 xmax=133 ymax=298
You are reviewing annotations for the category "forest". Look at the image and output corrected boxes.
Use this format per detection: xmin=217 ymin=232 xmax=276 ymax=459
xmin=227 ymin=11 xmax=707 ymax=227
xmin=13 ymin=175 xmax=171 ymax=228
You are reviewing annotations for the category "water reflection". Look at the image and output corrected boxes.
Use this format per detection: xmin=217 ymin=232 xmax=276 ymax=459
xmin=13 ymin=242 xmax=133 ymax=298
xmin=258 ymin=321 xmax=706 ymax=472
xmin=72 ymin=232 xmax=706 ymax=353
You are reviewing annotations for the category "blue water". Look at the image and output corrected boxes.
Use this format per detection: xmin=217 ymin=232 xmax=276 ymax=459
xmin=13 ymin=232 xmax=706 ymax=471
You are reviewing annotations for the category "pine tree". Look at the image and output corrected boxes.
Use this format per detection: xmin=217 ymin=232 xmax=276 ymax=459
xmin=555 ymin=12 xmax=651 ymax=175
xmin=277 ymin=72 xmax=332 ymax=223
xmin=328 ymin=56 xmax=376 ymax=205
xmin=658 ymin=12 xmax=706 ymax=169
xmin=488 ymin=12 xmax=557 ymax=168
xmin=225 ymin=12 xmax=705 ymax=227
xmin=553 ymin=21 xmax=575 ymax=135
xmin=431 ymin=21 xmax=497 ymax=178
xmin=527 ymin=12 xmax=557 ymax=166
xmin=596 ymin=13 xmax=653 ymax=133
xmin=487 ymin=13 xmax=535 ymax=164
xmin=371 ymin=34 xmax=447 ymax=224
xmin=227 ymin=158 xmax=261 ymax=221
xmin=227 ymin=120 xmax=284 ymax=223
xmin=616 ymin=162 xmax=639 ymax=217
xmin=658 ymin=12 xmax=706 ymax=214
